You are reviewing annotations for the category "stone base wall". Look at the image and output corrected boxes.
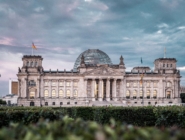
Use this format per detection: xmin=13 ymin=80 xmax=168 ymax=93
xmin=18 ymin=97 xmax=181 ymax=107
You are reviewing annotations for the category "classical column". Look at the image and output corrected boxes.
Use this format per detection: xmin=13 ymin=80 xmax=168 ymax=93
xmin=106 ymin=78 xmax=110 ymax=101
xmin=49 ymin=80 xmax=52 ymax=98
xmin=25 ymin=78 xmax=28 ymax=98
xmin=84 ymin=79 xmax=87 ymax=99
xmin=71 ymin=80 xmax=73 ymax=97
xmin=123 ymin=78 xmax=126 ymax=99
xmin=40 ymin=78 xmax=43 ymax=98
xmin=137 ymin=80 xmax=140 ymax=98
xmin=159 ymin=79 xmax=163 ymax=98
xmin=64 ymin=80 xmax=66 ymax=98
xmin=113 ymin=79 xmax=117 ymax=101
xmin=151 ymin=81 xmax=154 ymax=98
xmin=92 ymin=79 xmax=95 ymax=101
xmin=163 ymin=80 xmax=166 ymax=98
xmin=37 ymin=78 xmax=40 ymax=98
xmin=18 ymin=79 xmax=21 ymax=97
xmin=56 ymin=80 xmax=59 ymax=98
xmin=98 ymin=79 xmax=103 ymax=101
xmin=120 ymin=79 xmax=124 ymax=99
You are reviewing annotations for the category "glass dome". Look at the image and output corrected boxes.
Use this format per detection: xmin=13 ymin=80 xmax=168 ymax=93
xmin=73 ymin=49 xmax=112 ymax=71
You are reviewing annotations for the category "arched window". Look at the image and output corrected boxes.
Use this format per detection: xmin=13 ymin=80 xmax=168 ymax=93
xmin=30 ymin=91 xmax=35 ymax=99
xmin=27 ymin=61 xmax=29 ymax=66
xmin=52 ymin=90 xmax=56 ymax=98
xmin=44 ymin=90 xmax=49 ymax=97
xmin=147 ymin=90 xmax=150 ymax=98
xmin=167 ymin=91 xmax=171 ymax=98
xmin=66 ymin=90 xmax=70 ymax=98
xmin=153 ymin=90 xmax=157 ymax=99
xmin=140 ymin=90 xmax=143 ymax=98
xmin=59 ymin=90 xmax=63 ymax=97
xmin=74 ymin=90 xmax=78 ymax=97
xmin=133 ymin=90 xmax=137 ymax=99
xmin=167 ymin=82 xmax=171 ymax=87
xmin=126 ymin=90 xmax=130 ymax=98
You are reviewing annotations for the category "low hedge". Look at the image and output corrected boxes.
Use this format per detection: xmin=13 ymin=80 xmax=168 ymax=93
xmin=1 ymin=116 xmax=185 ymax=140
xmin=0 ymin=106 xmax=185 ymax=128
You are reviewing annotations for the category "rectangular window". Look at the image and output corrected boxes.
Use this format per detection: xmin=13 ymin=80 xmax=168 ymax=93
xmin=60 ymin=102 xmax=63 ymax=105
xmin=66 ymin=82 xmax=70 ymax=86
xmin=59 ymin=82 xmax=63 ymax=86
xmin=52 ymin=82 xmax=56 ymax=86
xmin=67 ymin=102 xmax=70 ymax=105
xmin=163 ymin=64 xmax=165 ymax=67
xmin=171 ymin=64 xmax=172 ymax=67
xmin=52 ymin=102 xmax=55 ymax=105
xmin=74 ymin=82 xmax=78 ymax=87
xmin=44 ymin=81 xmax=48 ymax=86
xmin=154 ymin=82 xmax=157 ymax=88
xmin=126 ymin=83 xmax=130 ymax=87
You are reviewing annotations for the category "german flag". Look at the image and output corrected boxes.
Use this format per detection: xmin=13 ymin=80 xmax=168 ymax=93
xmin=32 ymin=42 xmax=37 ymax=50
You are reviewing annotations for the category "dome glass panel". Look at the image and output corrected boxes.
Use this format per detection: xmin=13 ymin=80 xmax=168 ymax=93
xmin=73 ymin=49 xmax=112 ymax=71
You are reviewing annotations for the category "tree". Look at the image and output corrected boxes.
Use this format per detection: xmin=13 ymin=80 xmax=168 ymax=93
xmin=180 ymin=93 xmax=185 ymax=103
xmin=0 ymin=99 xmax=6 ymax=105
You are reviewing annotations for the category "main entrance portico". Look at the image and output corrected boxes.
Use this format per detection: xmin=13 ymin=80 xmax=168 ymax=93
xmin=85 ymin=78 xmax=124 ymax=102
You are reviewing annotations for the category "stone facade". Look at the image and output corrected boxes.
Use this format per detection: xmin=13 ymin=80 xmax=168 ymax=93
xmin=17 ymin=50 xmax=181 ymax=107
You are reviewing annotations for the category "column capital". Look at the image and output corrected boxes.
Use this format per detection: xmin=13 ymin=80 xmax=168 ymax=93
xmin=106 ymin=78 xmax=110 ymax=81
xmin=84 ymin=78 xmax=88 ymax=81
xmin=113 ymin=78 xmax=117 ymax=81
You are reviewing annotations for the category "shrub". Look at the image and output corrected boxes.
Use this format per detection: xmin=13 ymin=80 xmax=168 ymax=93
xmin=1 ymin=116 xmax=185 ymax=140
xmin=0 ymin=106 xmax=185 ymax=128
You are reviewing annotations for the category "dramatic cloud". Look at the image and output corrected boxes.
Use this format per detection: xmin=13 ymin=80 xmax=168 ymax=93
xmin=0 ymin=0 xmax=185 ymax=96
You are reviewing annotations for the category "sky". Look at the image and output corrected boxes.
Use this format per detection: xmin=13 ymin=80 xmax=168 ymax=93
xmin=0 ymin=0 xmax=185 ymax=96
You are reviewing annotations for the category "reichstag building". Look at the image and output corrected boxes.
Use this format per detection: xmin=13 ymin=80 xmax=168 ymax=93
xmin=17 ymin=49 xmax=181 ymax=106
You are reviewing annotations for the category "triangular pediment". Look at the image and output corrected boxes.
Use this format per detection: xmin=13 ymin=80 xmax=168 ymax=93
xmin=83 ymin=65 xmax=123 ymax=76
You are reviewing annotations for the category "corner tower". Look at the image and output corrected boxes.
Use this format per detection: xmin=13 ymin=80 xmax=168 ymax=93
xmin=154 ymin=58 xmax=178 ymax=74
xmin=17 ymin=55 xmax=44 ymax=106
xmin=20 ymin=55 xmax=43 ymax=73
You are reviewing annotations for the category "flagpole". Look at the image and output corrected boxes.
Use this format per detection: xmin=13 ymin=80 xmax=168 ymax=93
xmin=32 ymin=47 xmax=33 ymax=55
